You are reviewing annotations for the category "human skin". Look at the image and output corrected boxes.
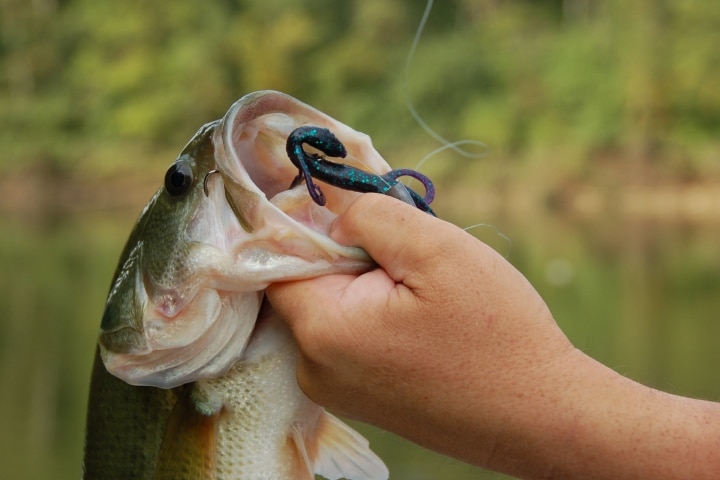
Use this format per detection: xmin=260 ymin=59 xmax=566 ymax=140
xmin=266 ymin=194 xmax=720 ymax=480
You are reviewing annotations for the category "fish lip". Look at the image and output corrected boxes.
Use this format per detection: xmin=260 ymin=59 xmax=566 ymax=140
xmin=213 ymin=90 xmax=379 ymax=264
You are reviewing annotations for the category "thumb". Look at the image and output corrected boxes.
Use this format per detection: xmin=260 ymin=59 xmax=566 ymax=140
xmin=329 ymin=194 xmax=458 ymax=285
xmin=266 ymin=274 xmax=354 ymax=327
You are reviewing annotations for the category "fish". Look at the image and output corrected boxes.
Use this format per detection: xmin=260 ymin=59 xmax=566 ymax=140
xmin=82 ymin=90 xmax=394 ymax=480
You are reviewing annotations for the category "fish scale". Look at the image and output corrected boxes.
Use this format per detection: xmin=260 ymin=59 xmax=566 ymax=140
xmin=196 ymin=317 xmax=314 ymax=479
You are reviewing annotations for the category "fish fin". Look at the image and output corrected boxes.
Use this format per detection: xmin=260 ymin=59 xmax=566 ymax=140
xmin=155 ymin=386 xmax=217 ymax=480
xmin=290 ymin=424 xmax=316 ymax=479
xmin=294 ymin=410 xmax=389 ymax=480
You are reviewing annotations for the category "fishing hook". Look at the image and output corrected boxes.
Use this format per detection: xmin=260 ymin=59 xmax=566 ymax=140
xmin=203 ymin=169 xmax=220 ymax=197
xmin=286 ymin=126 xmax=436 ymax=215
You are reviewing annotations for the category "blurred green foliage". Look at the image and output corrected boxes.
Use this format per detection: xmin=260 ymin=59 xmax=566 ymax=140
xmin=2 ymin=2 xmax=720 ymax=479
xmin=2 ymin=0 xmax=719 ymax=184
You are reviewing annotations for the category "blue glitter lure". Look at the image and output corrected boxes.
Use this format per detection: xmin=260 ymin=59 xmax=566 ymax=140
xmin=286 ymin=126 xmax=435 ymax=215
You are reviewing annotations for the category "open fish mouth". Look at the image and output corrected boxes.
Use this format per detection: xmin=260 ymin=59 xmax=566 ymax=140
xmin=216 ymin=90 xmax=434 ymax=226
xmin=211 ymin=91 xmax=393 ymax=266
xmin=209 ymin=90 xmax=436 ymax=277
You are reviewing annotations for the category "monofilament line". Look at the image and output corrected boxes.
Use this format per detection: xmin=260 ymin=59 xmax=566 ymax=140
xmin=404 ymin=0 xmax=488 ymax=162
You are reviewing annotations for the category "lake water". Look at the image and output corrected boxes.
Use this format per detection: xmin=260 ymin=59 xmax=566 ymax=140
xmin=1 ymin=202 xmax=719 ymax=480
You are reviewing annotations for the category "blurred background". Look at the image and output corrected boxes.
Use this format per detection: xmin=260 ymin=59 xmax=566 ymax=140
xmin=2 ymin=0 xmax=720 ymax=479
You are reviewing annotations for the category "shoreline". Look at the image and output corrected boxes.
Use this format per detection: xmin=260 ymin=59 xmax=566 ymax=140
xmin=3 ymin=169 xmax=720 ymax=225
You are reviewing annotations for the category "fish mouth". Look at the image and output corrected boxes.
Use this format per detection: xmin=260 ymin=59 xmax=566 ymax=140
xmin=211 ymin=91 xmax=392 ymax=268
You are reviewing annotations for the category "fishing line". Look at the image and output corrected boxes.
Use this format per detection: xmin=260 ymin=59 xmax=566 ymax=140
xmin=403 ymin=0 xmax=488 ymax=165
xmin=398 ymin=140 xmax=485 ymax=191
xmin=412 ymin=140 xmax=488 ymax=179
xmin=404 ymin=2 xmax=513 ymax=256
xmin=462 ymin=223 xmax=513 ymax=259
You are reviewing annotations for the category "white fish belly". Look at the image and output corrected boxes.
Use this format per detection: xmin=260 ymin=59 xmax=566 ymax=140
xmin=193 ymin=313 xmax=319 ymax=480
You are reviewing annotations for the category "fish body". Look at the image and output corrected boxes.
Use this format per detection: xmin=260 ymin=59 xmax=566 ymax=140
xmin=83 ymin=91 xmax=391 ymax=479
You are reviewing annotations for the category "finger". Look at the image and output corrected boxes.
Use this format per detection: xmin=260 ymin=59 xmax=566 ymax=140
xmin=266 ymin=275 xmax=352 ymax=328
xmin=329 ymin=194 xmax=462 ymax=283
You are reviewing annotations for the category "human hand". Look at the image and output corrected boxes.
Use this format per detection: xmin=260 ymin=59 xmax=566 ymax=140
xmin=266 ymin=194 xmax=573 ymax=465
xmin=268 ymin=194 xmax=720 ymax=479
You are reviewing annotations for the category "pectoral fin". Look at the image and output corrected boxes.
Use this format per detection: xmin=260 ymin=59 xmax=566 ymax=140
xmin=291 ymin=411 xmax=389 ymax=480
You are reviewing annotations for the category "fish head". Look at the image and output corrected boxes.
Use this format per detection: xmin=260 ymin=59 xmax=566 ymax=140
xmin=99 ymin=91 xmax=391 ymax=388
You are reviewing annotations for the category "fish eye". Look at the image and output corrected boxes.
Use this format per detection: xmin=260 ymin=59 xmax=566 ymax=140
xmin=164 ymin=160 xmax=194 ymax=196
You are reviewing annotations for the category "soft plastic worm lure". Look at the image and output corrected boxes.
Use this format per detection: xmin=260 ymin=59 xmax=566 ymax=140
xmin=286 ymin=126 xmax=435 ymax=215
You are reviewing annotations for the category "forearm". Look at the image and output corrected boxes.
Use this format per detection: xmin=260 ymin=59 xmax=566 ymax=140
xmin=469 ymin=348 xmax=720 ymax=479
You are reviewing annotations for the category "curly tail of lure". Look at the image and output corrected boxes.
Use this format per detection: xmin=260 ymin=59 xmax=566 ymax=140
xmin=286 ymin=126 xmax=436 ymax=215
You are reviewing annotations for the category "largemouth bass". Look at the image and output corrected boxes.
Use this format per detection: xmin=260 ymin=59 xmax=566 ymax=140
xmin=83 ymin=91 xmax=395 ymax=480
